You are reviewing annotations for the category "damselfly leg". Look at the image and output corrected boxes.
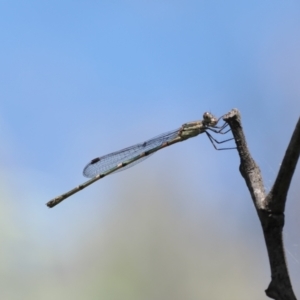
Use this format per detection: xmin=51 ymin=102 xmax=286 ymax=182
xmin=205 ymin=121 xmax=235 ymax=150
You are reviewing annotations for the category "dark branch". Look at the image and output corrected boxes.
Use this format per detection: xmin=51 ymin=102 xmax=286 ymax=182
xmin=265 ymin=117 xmax=300 ymax=212
xmin=223 ymin=109 xmax=298 ymax=300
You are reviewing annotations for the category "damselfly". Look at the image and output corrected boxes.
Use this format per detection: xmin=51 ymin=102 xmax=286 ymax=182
xmin=47 ymin=112 xmax=233 ymax=208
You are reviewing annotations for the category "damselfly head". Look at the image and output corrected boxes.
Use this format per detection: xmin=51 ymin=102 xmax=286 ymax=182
xmin=203 ymin=112 xmax=218 ymax=126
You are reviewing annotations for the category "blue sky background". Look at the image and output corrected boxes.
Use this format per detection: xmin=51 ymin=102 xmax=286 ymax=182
xmin=0 ymin=1 xmax=300 ymax=299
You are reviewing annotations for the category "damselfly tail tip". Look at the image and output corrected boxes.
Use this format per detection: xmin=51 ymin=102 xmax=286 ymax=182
xmin=46 ymin=201 xmax=54 ymax=208
xmin=46 ymin=198 xmax=59 ymax=208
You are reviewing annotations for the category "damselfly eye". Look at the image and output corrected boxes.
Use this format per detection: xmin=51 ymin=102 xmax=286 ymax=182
xmin=203 ymin=112 xmax=212 ymax=121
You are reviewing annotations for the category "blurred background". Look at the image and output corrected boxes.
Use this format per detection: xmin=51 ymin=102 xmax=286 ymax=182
xmin=0 ymin=1 xmax=299 ymax=299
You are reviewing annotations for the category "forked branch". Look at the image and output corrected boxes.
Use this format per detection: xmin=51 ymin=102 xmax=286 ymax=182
xmin=223 ymin=109 xmax=300 ymax=300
